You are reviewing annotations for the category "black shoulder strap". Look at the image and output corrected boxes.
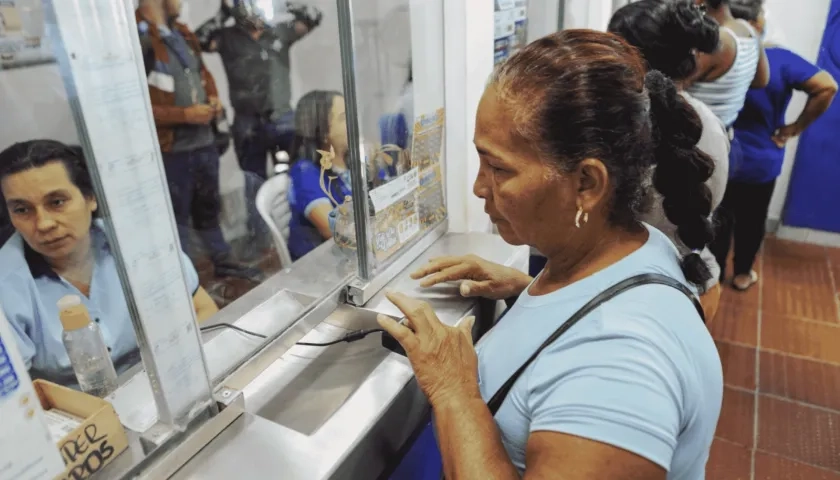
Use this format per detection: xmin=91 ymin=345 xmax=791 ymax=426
xmin=486 ymin=273 xmax=704 ymax=416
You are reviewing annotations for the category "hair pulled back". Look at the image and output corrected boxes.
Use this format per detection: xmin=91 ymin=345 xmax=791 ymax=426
xmin=290 ymin=90 xmax=343 ymax=164
xmin=608 ymin=0 xmax=719 ymax=81
xmin=490 ymin=30 xmax=715 ymax=287
xmin=0 ymin=140 xmax=96 ymax=223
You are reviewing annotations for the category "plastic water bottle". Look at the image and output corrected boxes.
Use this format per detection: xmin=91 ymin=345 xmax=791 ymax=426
xmin=58 ymin=295 xmax=118 ymax=397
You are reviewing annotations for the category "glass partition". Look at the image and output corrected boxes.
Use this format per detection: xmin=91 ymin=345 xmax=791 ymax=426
xmin=339 ymin=0 xmax=448 ymax=280
xmin=0 ymin=0 xmax=443 ymax=441
xmin=150 ymin=0 xmax=351 ymax=308
xmin=0 ymin=0 xmax=217 ymax=437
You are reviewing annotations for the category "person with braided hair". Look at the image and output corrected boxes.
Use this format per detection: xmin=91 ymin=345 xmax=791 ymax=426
xmin=378 ymin=30 xmax=722 ymax=479
xmin=609 ymin=0 xmax=731 ymax=319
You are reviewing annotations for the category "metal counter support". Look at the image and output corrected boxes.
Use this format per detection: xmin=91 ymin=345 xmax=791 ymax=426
xmin=336 ymin=0 xmax=372 ymax=280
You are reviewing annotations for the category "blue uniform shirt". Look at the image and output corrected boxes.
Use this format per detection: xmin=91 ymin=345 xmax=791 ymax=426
xmin=733 ymin=47 xmax=821 ymax=183
xmin=0 ymin=220 xmax=200 ymax=385
xmin=287 ymin=160 xmax=351 ymax=260
xmin=476 ymin=225 xmax=722 ymax=478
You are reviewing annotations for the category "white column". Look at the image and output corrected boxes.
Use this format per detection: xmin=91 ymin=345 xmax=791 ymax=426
xmin=563 ymin=0 xmax=614 ymax=30
xmin=443 ymin=0 xmax=495 ymax=233
xmin=527 ymin=0 xmax=561 ymax=42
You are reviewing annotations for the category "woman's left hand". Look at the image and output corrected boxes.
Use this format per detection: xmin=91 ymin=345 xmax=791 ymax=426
xmin=378 ymin=291 xmax=481 ymax=407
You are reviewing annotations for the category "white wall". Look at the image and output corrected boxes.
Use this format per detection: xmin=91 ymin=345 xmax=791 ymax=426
xmin=0 ymin=64 xmax=76 ymax=150
xmin=527 ymin=0 xmax=559 ymax=43
xmin=444 ymin=0 xmax=494 ymax=233
xmin=762 ymin=0 xmax=832 ymax=225
xmin=563 ymin=0 xmax=614 ymax=30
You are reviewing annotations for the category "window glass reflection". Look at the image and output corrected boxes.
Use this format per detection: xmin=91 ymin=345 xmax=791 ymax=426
xmin=136 ymin=0 xmax=345 ymax=310
xmin=0 ymin=140 xmax=216 ymax=391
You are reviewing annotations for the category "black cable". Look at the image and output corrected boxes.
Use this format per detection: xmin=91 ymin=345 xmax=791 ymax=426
xmin=296 ymin=328 xmax=386 ymax=347
xmin=199 ymin=323 xmax=267 ymax=339
xmin=199 ymin=323 xmax=385 ymax=347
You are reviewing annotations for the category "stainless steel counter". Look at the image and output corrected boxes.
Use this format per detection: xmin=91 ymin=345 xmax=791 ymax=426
xmin=167 ymin=232 xmax=526 ymax=480
xmin=107 ymin=232 xmax=527 ymax=479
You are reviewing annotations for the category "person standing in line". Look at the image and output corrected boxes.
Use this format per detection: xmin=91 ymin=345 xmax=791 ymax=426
xmin=609 ymin=0 xmax=731 ymax=320
xmin=137 ymin=0 xmax=260 ymax=281
xmin=687 ymin=0 xmax=769 ymax=178
xmin=196 ymin=1 xmax=323 ymax=180
xmin=712 ymin=0 xmax=837 ymax=290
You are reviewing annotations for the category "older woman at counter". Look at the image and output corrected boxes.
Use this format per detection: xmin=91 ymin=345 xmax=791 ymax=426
xmin=0 ymin=140 xmax=217 ymax=387
xmin=378 ymin=31 xmax=723 ymax=479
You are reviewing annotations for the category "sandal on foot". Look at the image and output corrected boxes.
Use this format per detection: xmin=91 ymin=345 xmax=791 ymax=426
xmin=732 ymin=271 xmax=758 ymax=291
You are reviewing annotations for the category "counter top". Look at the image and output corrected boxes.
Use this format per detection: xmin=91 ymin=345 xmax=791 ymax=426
xmin=170 ymin=232 xmax=527 ymax=480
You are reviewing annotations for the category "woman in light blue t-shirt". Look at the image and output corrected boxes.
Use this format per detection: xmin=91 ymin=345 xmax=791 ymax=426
xmin=378 ymin=31 xmax=723 ymax=479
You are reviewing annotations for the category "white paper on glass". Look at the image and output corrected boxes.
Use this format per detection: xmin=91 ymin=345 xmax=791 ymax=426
xmin=47 ymin=0 xmax=211 ymax=423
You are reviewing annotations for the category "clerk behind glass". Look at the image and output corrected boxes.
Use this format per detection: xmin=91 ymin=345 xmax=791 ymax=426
xmin=0 ymin=140 xmax=218 ymax=387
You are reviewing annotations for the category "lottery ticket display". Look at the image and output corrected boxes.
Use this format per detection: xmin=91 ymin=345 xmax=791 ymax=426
xmin=368 ymin=109 xmax=446 ymax=265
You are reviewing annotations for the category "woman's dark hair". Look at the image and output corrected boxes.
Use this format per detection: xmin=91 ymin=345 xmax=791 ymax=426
xmin=705 ymin=0 xmax=729 ymax=8
xmin=729 ymin=0 xmax=764 ymax=22
xmin=0 ymin=140 xmax=94 ymax=210
xmin=291 ymin=90 xmax=343 ymax=165
xmin=290 ymin=90 xmax=347 ymax=201
xmin=608 ymin=0 xmax=719 ymax=81
xmin=0 ymin=140 xmax=91 ymax=190
xmin=491 ymin=30 xmax=715 ymax=286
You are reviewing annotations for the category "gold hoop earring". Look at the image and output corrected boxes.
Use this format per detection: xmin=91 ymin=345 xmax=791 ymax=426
xmin=575 ymin=208 xmax=589 ymax=229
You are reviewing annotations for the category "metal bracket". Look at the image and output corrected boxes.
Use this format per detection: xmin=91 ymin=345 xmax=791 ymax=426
xmin=344 ymin=221 xmax=448 ymax=306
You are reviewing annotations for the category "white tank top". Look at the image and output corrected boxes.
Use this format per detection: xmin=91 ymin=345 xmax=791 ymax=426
xmin=687 ymin=20 xmax=761 ymax=127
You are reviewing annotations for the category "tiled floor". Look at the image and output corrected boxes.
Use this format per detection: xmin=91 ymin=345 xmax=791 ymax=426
xmin=708 ymin=236 xmax=840 ymax=479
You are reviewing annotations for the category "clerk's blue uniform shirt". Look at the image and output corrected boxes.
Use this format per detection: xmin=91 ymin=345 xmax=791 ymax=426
xmin=287 ymin=159 xmax=352 ymax=260
xmin=0 ymin=220 xmax=200 ymax=385
xmin=733 ymin=47 xmax=821 ymax=183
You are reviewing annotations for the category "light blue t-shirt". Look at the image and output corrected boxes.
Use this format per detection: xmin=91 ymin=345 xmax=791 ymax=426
xmin=0 ymin=220 xmax=200 ymax=386
xmin=476 ymin=225 xmax=722 ymax=479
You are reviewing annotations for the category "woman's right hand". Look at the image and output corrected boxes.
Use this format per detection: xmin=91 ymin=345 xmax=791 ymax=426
xmin=410 ymin=255 xmax=532 ymax=300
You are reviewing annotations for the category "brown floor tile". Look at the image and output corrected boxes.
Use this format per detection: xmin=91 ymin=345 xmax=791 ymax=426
xmin=710 ymin=304 xmax=759 ymax=346
xmin=762 ymin=241 xmax=837 ymax=323
xmin=721 ymin=282 xmax=761 ymax=309
xmin=707 ymin=438 xmax=752 ymax=480
xmin=717 ymin=341 xmax=756 ymax=390
xmin=760 ymin=314 xmax=840 ymax=364
xmin=764 ymin=237 xmax=827 ymax=260
xmin=716 ymin=387 xmax=755 ymax=447
xmin=826 ymin=248 xmax=840 ymax=294
xmin=760 ymin=351 xmax=840 ymax=411
xmin=763 ymin=275 xmax=838 ymax=324
xmin=757 ymin=395 xmax=840 ymax=472
xmin=754 ymin=451 xmax=840 ymax=479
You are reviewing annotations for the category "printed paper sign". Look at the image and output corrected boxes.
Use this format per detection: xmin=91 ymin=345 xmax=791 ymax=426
xmin=368 ymin=167 xmax=419 ymax=213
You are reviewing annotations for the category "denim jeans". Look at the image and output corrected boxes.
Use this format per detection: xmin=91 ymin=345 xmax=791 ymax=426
xmin=232 ymin=111 xmax=296 ymax=180
xmin=161 ymin=146 xmax=230 ymax=259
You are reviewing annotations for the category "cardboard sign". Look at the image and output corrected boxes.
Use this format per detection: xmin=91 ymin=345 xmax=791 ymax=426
xmin=32 ymin=380 xmax=128 ymax=480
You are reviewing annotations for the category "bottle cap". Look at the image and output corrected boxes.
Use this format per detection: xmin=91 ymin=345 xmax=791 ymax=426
xmin=57 ymin=295 xmax=91 ymax=331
